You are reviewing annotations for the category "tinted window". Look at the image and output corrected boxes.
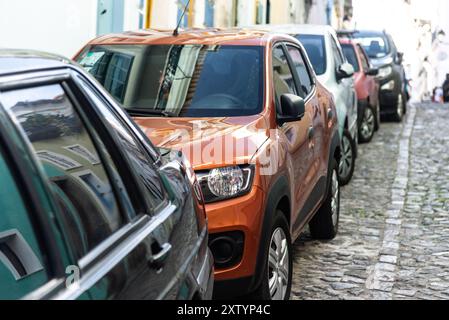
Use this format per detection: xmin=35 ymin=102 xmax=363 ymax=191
xmin=77 ymin=45 xmax=264 ymax=118
xmin=353 ymin=33 xmax=390 ymax=58
xmin=286 ymin=45 xmax=313 ymax=97
xmin=2 ymin=84 xmax=124 ymax=256
xmin=272 ymin=46 xmax=297 ymax=106
xmin=296 ymin=34 xmax=327 ymax=75
xmin=0 ymin=148 xmax=48 ymax=299
xmin=76 ymin=77 xmax=165 ymax=212
xmin=342 ymin=44 xmax=360 ymax=72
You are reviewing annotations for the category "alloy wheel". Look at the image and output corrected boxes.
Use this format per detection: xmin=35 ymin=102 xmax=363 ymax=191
xmin=331 ymin=170 xmax=340 ymax=228
xmin=360 ymin=107 xmax=375 ymax=141
xmin=338 ymin=134 xmax=353 ymax=180
xmin=268 ymin=227 xmax=289 ymax=300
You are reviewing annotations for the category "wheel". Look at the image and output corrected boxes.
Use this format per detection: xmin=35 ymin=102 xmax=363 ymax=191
xmin=392 ymin=93 xmax=405 ymax=122
xmin=359 ymin=105 xmax=376 ymax=143
xmin=338 ymin=130 xmax=356 ymax=186
xmin=309 ymin=159 xmax=340 ymax=240
xmin=374 ymin=100 xmax=381 ymax=132
xmin=252 ymin=211 xmax=292 ymax=300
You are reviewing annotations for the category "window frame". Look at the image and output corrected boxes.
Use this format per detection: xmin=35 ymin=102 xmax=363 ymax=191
xmin=70 ymin=72 xmax=169 ymax=215
xmin=0 ymin=82 xmax=69 ymax=296
xmin=0 ymin=68 xmax=173 ymax=300
xmin=271 ymin=43 xmax=298 ymax=106
xmin=283 ymin=42 xmax=317 ymax=102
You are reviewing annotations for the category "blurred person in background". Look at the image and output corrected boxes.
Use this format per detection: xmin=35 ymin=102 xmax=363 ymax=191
xmin=443 ymin=74 xmax=449 ymax=103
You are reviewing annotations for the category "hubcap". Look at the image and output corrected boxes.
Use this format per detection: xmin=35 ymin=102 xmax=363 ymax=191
xmin=331 ymin=170 xmax=340 ymax=227
xmin=397 ymin=94 xmax=403 ymax=118
xmin=360 ymin=107 xmax=375 ymax=140
xmin=268 ymin=228 xmax=289 ymax=300
xmin=338 ymin=135 xmax=353 ymax=180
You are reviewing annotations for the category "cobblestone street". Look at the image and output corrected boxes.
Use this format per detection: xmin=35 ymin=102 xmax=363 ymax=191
xmin=292 ymin=102 xmax=449 ymax=300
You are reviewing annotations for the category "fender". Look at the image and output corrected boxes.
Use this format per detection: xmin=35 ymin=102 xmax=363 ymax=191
xmin=249 ymin=175 xmax=290 ymax=293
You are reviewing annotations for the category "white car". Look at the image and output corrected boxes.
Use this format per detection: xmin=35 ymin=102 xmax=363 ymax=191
xmin=264 ymin=25 xmax=358 ymax=186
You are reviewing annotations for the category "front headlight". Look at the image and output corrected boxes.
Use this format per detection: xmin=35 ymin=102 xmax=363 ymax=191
xmin=377 ymin=66 xmax=393 ymax=79
xmin=196 ymin=165 xmax=255 ymax=203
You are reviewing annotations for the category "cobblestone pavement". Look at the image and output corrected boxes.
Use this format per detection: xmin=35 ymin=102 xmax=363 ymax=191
xmin=291 ymin=102 xmax=449 ymax=300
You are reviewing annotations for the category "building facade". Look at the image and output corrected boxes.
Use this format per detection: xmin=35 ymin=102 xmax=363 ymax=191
xmin=0 ymin=0 xmax=352 ymax=57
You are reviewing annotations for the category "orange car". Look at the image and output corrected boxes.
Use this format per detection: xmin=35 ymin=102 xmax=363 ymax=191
xmin=75 ymin=28 xmax=341 ymax=300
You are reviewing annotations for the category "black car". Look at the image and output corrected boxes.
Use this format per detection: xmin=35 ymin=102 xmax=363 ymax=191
xmin=0 ymin=50 xmax=213 ymax=300
xmin=351 ymin=30 xmax=407 ymax=122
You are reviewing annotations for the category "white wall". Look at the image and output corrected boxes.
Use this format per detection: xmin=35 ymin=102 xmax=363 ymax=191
xmin=0 ymin=0 xmax=97 ymax=58
xmin=149 ymin=0 xmax=179 ymax=29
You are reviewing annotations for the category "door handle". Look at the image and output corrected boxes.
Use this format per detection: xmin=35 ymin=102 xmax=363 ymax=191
xmin=148 ymin=242 xmax=172 ymax=270
xmin=308 ymin=126 xmax=315 ymax=140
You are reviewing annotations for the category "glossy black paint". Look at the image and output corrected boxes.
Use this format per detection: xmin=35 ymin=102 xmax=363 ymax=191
xmin=0 ymin=50 xmax=213 ymax=300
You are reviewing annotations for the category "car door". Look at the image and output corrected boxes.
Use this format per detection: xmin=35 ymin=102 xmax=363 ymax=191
xmin=357 ymin=44 xmax=379 ymax=107
xmin=330 ymin=34 xmax=357 ymax=132
xmin=272 ymin=44 xmax=315 ymax=229
xmin=72 ymin=73 xmax=202 ymax=300
xmin=0 ymin=73 xmax=196 ymax=300
xmin=0 ymin=98 xmax=90 ymax=300
xmin=285 ymin=43 xmax=326 ymax=187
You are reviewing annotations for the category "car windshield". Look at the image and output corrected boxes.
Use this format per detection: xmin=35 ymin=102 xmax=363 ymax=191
xmin=353 ymin=33 xmax=390 ymax=59
xmin=296 ymin=34 xmax=327 ymax=75
xmin=76 ymin=44 xmax=264 ymax=117
xmin=341 ymin=44 xmax=360 ymax=72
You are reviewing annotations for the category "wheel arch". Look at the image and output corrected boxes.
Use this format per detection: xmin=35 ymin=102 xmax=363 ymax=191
xmin=249 ymin=174 xmax=290 ymax=293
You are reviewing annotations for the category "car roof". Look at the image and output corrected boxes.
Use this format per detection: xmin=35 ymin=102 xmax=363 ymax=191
xmin=0 ymin=49 xmax=72 ymax=76
xmin=87 ymin=28 xmax=292 ymax=47
xmin=251 ymin=24 xmax=334 ymax=36
xmin=350 ymin=30 xmax=388 ymax=37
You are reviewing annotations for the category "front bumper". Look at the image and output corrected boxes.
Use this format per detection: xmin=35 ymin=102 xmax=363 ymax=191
xmin=206 ymin=186 xmax=266 ymax=293
xmin=378 ymin=70 xmax=403 ymax=115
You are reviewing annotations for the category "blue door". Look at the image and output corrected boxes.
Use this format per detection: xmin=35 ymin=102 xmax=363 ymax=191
xmin=205 ymin=0 xmax=214 ymax=27
xmin=97 ymin=0 xmax=125 ymax=36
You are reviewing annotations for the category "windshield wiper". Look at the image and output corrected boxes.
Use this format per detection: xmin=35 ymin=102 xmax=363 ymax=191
xmin=126 ymin=108 xmax=178 ymax=118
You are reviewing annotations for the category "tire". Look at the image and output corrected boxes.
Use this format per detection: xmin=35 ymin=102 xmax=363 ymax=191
xmin=252 ymin=211 xmax=292 ymax=300
xmin=338 ymin=130 xmax=356 ymax=186
xmin=392 ymin=93 xmax=405 ymax=122
xmin=309 ymin=159 xmax=340 ymax=240
xmin=374 ymin=100 xmax=381 ymax=132
xmin=359 ymin=105 xmax=376 ymax=143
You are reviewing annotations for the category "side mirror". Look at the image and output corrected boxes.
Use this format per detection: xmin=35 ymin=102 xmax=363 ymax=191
xmin=366 ymin=67 xmax=379 ymax=76
xmin=277 ymin=94 xmax=305 ymax=125
xmin=336 ymin=62 xmax=355 ymax=81
xmin=397 ymin=52 xmax=404 ymax=65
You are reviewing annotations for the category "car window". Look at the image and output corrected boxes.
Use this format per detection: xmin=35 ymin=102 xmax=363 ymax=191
xmin=357 ymin=45 xmax=370 ymax=72
xmin=76 ymin=76 xmax=166 ymax=212
xmin=330 ymin=36 xmax=345 ymax=67
xmin=273 ymin=45 xmax=297 ymax=108
xmin=0 ymin=146 xmax=48 ymax=300
xmin=341 ymin=44 xmax=360 ymax=73
xmin=296 ymin=34 xmax=327 ymax=75
xmin=2 ymin=84 xmax=125 ymax=257
xmin=76 ymin=45 xmax=264 ymax=118
xmin=354 ymin=33 xmax=390 ymax=58
xmin=286 ymin=45 xmax=313 ymax=98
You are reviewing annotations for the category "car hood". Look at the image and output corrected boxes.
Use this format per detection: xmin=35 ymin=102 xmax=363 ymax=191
xmin=135 ymin=115 xmax=269 ymax=171
xmin=369 ymin=54 xmax=394 ymax=68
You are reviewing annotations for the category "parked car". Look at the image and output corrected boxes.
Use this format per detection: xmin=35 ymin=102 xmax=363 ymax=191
xmin=263 ymin=25 xmax=357 ymax=186
xmin=339 ymin=36 xmax=380 ymax=143
xmin=0 ymin=49 xmax=213 ymax=300
xmin=75 ymin=28 xmax=342 ymax=300
xmin=349 ymin=30 xmax=408 ymax=122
